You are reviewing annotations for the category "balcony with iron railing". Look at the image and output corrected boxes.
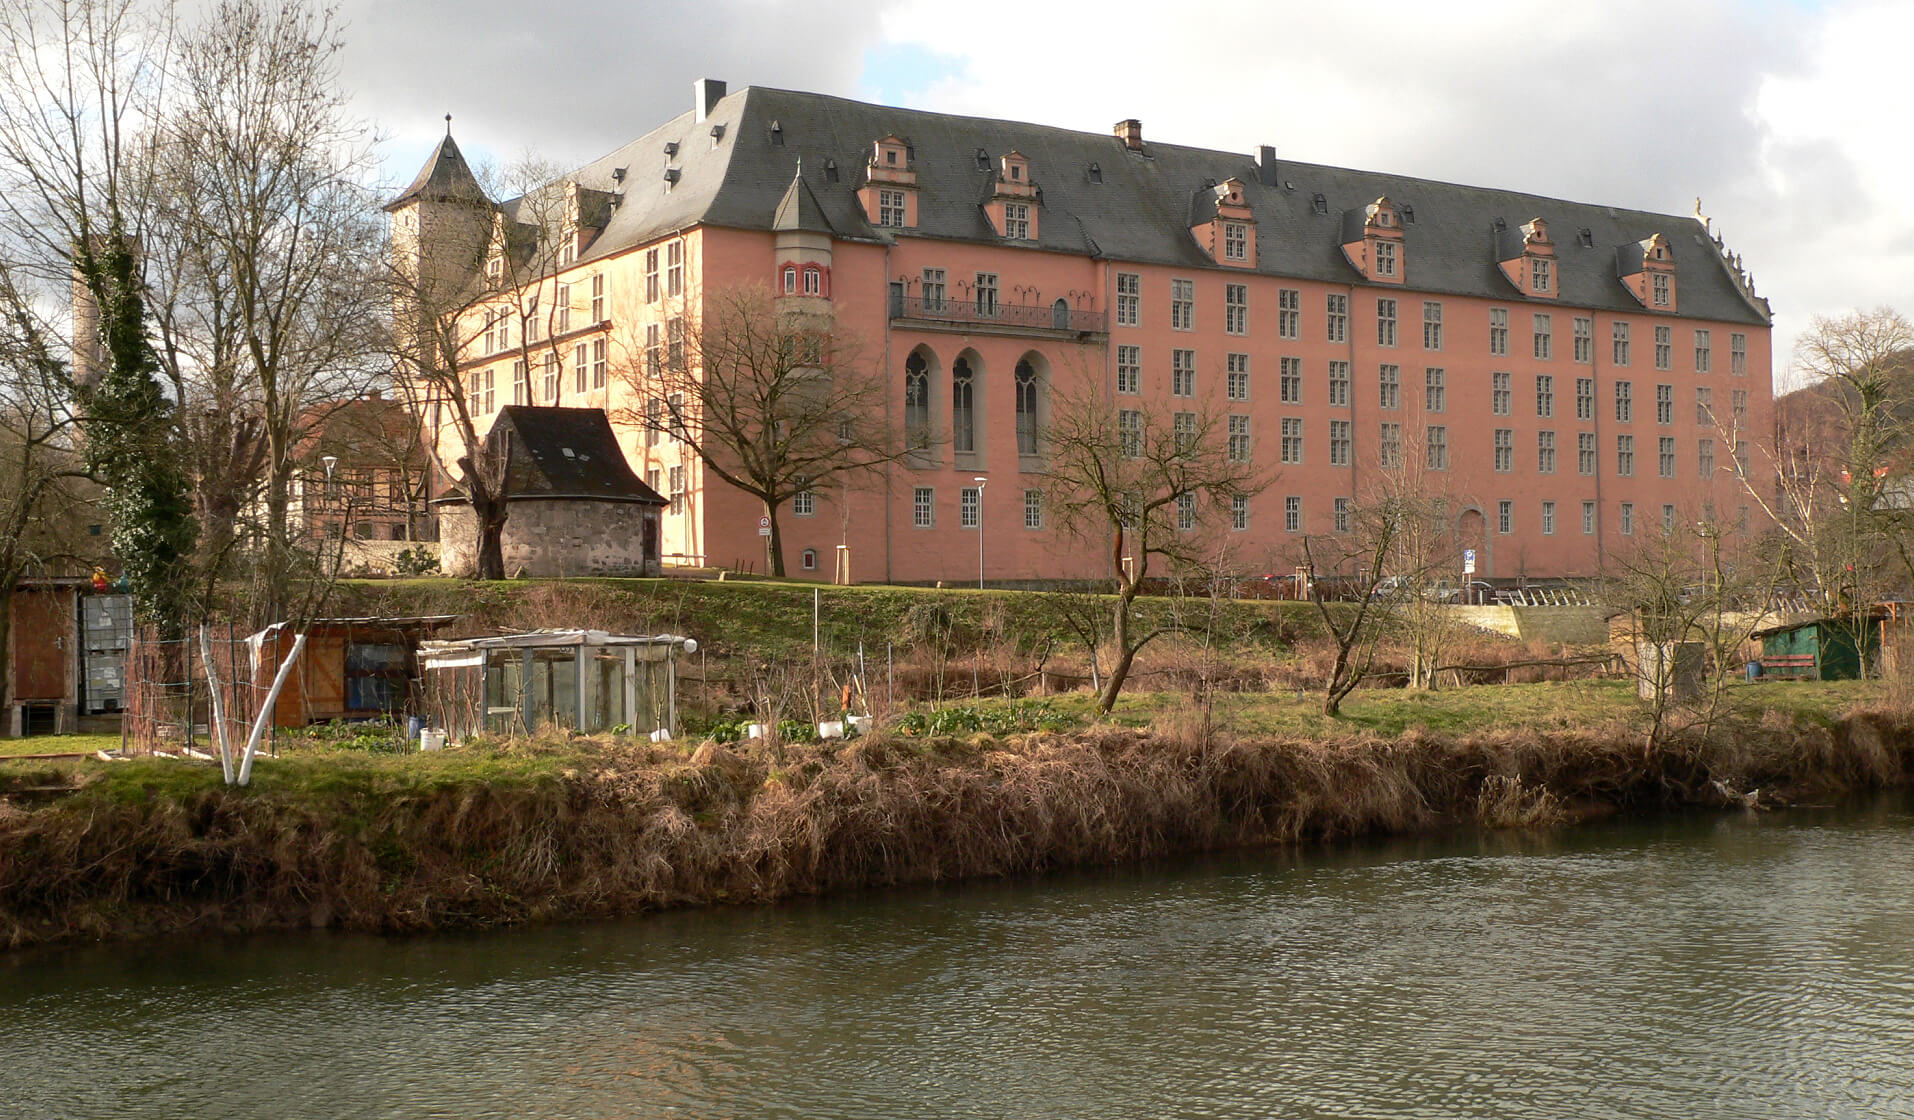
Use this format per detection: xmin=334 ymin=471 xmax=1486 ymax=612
xmin=889 ymin=294 xmax=1107 ymax=337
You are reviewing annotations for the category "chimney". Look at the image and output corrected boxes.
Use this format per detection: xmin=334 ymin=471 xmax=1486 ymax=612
xmin=694 ymin=78 xmax=727 ymax=123
xmin=1258 ymin=145 xmax=1278 ymax=187
xmin=1114 ymin=119 xmax=1142 ymax=152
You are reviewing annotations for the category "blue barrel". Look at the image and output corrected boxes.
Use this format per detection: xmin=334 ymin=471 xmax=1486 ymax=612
xmin=1744 ymin=660 xmax=1762 ymax=682
xmin=406 ymin=714 xmax=426 ymax=740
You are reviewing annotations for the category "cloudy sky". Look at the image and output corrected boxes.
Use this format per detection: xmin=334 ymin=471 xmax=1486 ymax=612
xmin=339 ymin=0 xmax=1907 ymax=389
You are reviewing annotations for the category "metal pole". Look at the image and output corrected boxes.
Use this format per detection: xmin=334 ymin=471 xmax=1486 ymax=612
xmin=974 ymin=476 xmax=988 ymax=590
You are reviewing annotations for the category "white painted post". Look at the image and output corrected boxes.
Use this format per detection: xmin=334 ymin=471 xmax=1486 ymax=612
xmin=236 ymin=631 xmax=307 ymax=787
xmin=198 ymin=625 xmax=235 ymax=784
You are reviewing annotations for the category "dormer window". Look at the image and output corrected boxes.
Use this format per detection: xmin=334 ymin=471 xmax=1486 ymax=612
xmin=1498 ymin=217 xmax=1557 ymax=299
xmin=1652 ymin=272 xmax=1670 ymax=307
xmin=1340 ymin=196 xmax=1406 ymax=283
xmin=1532 ymin=257 xmax=1551 ymax=292
xmin=885 ymin=148 xmax=898 ymax=165
xmin=1194 ymin=177 xmax=1255 ymax=268
xmin=879 ymin=189 xmax=906 ymax=227
xmin=861 ymin=134 xmax=919 ymax=229
xmin=1375 ymin=240 xmax=1398 ymax=277
xmin=986 ymin=152 xmax=1039 ymax=240
xmin=1004 ymin=202 xmax=1030 ymax=240
xmin=1618 ymin=233 xmax=1677 ymax=311
xmin=1224 ymin=221 xmax=1247 ymax=260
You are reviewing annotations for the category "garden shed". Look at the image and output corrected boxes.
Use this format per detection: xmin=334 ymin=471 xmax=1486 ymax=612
xmin=1752 ymin=615 xmax=1880 ymax=681
xmin=418 ymin=630 xmax=696 ymax=742
xmin=248 ymin=616 xmax=458 ymax=727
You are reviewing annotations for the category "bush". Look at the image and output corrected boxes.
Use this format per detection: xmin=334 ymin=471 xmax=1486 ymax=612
xmin=893 ymin=700 xmax=1071 ymax=737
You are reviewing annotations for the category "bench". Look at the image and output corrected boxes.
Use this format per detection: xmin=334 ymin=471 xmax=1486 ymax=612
xmin=1759 ymin=653 xmax=1817 ymax=679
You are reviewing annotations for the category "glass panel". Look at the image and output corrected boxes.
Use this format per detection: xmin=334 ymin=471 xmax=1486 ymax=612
xmin=589 ymin=650 xmax=626 ymax=732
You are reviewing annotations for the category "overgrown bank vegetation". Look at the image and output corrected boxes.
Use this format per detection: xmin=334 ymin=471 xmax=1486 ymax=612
xmin=4 ymin=683 xmax=1910 ymax=950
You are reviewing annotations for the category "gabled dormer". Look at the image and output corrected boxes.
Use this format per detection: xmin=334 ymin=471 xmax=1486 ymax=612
xmin=1340 ymin=196 xmax=1405 ymax=284
xmin=1191 ymin=177 xmax=1256 ymax=268
xmin=984 ymin=151 xmax=1039 ymax=241
xmin=858 ymin=135 xmax=918 ymax=229
xmin=1617 ymin=233 xmax=1677 ymax=311
xmin=1496 ymin=217 xmax=1557 ymax=299
xmin=560 ymin=182 xmax=617 ymax=266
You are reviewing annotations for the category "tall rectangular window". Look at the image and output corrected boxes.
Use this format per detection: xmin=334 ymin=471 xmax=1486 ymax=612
xmin=1573 ymin=316 xmax=1593 ymax=363
xmin=1002 ymin=202 xmax=1029 ymax=239
xmin=1233 ymin=494 xmax=1251 ymax=531
xmin=591 ymin=338 xmax=607 ymax=388
xmin=1118 ymin=409 xmax=1142 ymax=458
xmin=1732 ymin=389 xmax=1747 ymax=427
xmin=1696 ymin=386 xmax=1714 ymax=425
xmin=1656 ymin=383 xmax=1673 ymax=425
xmin=1497 ymin=500 xmax=1513 ymax=535
xmin=667 ymin=317 xmax=685 ymax=371
xmin=1228 ymin=415 xmax=1252 ymax=462
xmin=1612 ymin=321 xmax=1631 ymax=365
xmin=1224 ymin=222 xmax=1247 ymax=260
xmin=913 ymin=487 xmax=935 ymax=528
xmin=574 ymin=342 xmax=588 ymax=393
xmin=1374 ymin=240 xmax=1397 ymax=277
xmin=1334 ymin=497 xmax=1351 ymax=534
xmin=1532 ymin=257 xmax=1552 ymax=294
xmin=1542 ymin=501 xmax=1556 ymax=535
xmin=1326 ymin=293 xmax=1348 ymax=342
xmin=1177 ymin=493 xmax=1196 ymax=531
xmin=591 ymin=273 xmax=606 ymax=321
xmin=1278 ymin=288 xmax=1299 ymax=338
xmin=1329 ymin=419 xmax=1351 ymax=466
xmin=960 ymin=486 xmax=980 ymax=529
xmin=543 ymin=352 xmax=559 ymax=401
xmin=1694 ymin=329 xmax=1712 ymax=373
xmin=1620 ymin=502 xmax=1635 ymax=536
xmin=1583 ymin=500 xmax=1596 ymax=535
xmin=1172 ymin=349 xmax=1195 ymax=397
xmin=1730 ymin=332 xmax=1747 ymax=375
xmin=1117 ymin=345 xmax=1141 ymax=394
xmin=1424 ymin=367 xmax=1445 ymax=413
xmin=1423 ymin=301 xmax=1443 ymax=350
xmin=1533 ymin=313 xmax=1552 ymax=360
xmin=1615 ymin=381 xmax=1633 ymax=423
xmin=1023 ymin=489 xmax=1044 ymax=530
xmin=1536 ymin=374 xmax=1555 ymax=418
xmin=1494 ymin=428 xmax=1513 ymax=472
xmin=668 ymin=466 xmax=685 ymax=515
xmin=1659 ymin=436 xmax=1676 ymax=478
xmin=1281 ymin=417 xmax=1303 ymax=463
xmin=1652 ymin=272 xmax=1670 ymax=307
xmin=975 ymin=272 xmax=999 ymax=316
xmin=1651 ymin=326 xmax=1672 ymax=371
xmin=1699 ymin=438 xmax=1715 ymax=477
xmin=1280 ymin=357 xmax=1302 ymax=404
xmin=1578 ymin=432 xmax=1596 ymax=475
xmin=512 ymin=360 xmax=527 ymax=406
xmin=1170 ymin=278 xmax=1194 ymax=330
xmin=1488 ymin=308 xmax=1508 ymax=355
xmin=1115 ymin=273 xmax=1139 ymax=326
xmin=1380 ymin=423 xmax=1402 ymax=469
xmin=1576 ymin=377 xmax=1594 ymax=420
xmin=1328 ymin=361 xmax=1350 ymax=407
xmin=644 ymin=250 xmax=658 ymax=303
xmin=1379 ymin=364 xmax=1400 ymax=410
xmin=555 ymin=283 xmax=571 ymax=334
xmin=666 ymin=242 xmax=683 ymax=297
xmin=1492 ymin=371 xmax=1511 ymax=416
xmin=1426 ymin=426 xmax=1449 ymax=470
xmin=922 ymin=268 xmax=946 ymax=311
xmin=645 ymin=396 xmax=662 ymax=448
xmin=1227 ymin=353 xmax=1249 ymax=401
xmin=1538 ymin=430 xmax=1557 ymax=474
xmin=1616 ymin=434 xmax=1635 ymax=477
xmin=1284 ymin=496 xmax=1302 ymax=533
xmin=1377 ymin=298 xmax=1397 ymax=347
xmin=792 ymin=489 xmax=816 ymax=517
xmin=1662 ymin=503 xmax=1677 ymax=535
xmin=480 ymin=366 xmax=495 ymax=414
xmin=1226 ymin=284 xmax=1249 ymax=335
xmin=879 ymin=189 xmax=906 ymax=227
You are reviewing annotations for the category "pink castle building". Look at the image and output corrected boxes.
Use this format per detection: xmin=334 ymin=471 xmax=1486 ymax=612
xmin=390 ymin=79 xmax=1773 ymax=583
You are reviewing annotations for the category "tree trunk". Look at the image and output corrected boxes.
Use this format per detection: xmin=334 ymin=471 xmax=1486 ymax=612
xmin=474 ymin=493 xmax=507 ymax=580
xmin=763 ymin=498 xmax=785 ymax=577
xmin=263 ymin=458 xmax=293 ymax=620
xmin=1096 ymin=580 xmax=1139 ymax=714
xmin=0 ymin=583 xmax=13 ymax=722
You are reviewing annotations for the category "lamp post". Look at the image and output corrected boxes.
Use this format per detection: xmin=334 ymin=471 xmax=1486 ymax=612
xmin=973 ymin=476 xmax=988 ymax=590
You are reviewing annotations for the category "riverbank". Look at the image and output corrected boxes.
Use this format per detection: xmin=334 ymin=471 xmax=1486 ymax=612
xmin=4 ymin=682 xmax=1911 ymax=950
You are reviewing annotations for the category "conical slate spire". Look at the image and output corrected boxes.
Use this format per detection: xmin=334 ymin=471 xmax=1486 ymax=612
xmin=386 ymin=131 xmax=488 ymax=211
xmin=771 ymin=164 xmax=834 ymax=234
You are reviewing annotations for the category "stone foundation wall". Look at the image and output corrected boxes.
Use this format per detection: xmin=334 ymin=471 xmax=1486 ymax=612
xmin=438 ymin=500 xmax=659 ymax=578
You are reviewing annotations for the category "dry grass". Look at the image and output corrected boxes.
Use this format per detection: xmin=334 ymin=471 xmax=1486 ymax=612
xmin=3 ymin=690 xmax=1908 ymax=951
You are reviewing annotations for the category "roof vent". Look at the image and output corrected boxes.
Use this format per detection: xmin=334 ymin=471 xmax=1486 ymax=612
xmin=975 ymin=147 xmax=989 ymax=171
xmin=1204 ymin=177 xmax=1217 ymax=189
xmin=1283 ymin=180 xmax=1295 ymax=191
xmin=1311 ymin=193 xmax=1328 ymax=215
xmin=1087 ymin=161 xmax=1102 ymax=183
xmin=663 ymin=167 xmax=680 ymax=186
xmin=663 ymin=141 xmax=679 ymax=157
xmin=611 ymin=167 xmax=625 ymax=183
xmin=709 ymin=123 xmax=725 ymax=144
xmin=1492 ymin=216 xmax=1507 ymax=232
xmin=1577 ymin=226 xmax=1594 ymax=247
xmin=768 ymin=120 xmax=784 ymax=146
xmin=824 ymin=158 xmax=838 ymax=183
xmin=1401 ymin=203 xmax=1415 ymax=224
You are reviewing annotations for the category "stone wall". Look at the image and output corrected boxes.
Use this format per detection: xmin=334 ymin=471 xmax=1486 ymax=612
xmin=438 ymin=500 xmax=659 ymax=578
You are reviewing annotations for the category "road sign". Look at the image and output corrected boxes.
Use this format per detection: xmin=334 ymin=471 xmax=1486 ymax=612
xmin=1462 ymin=548 xmax=1477 ymax=575
xmin=758 ymin=515 xmax=771 ymax=537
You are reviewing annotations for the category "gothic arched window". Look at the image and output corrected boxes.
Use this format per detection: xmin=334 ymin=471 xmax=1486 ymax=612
xmin=952 ymin=356 xmax=975 ymax=454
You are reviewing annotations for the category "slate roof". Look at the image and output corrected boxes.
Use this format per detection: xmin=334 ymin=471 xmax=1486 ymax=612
xmin=455 ymin=85 xmax=1770 ymax=326
xmin=772 ymin=167 xmax=835 ymax=234
xmin=442 ymin=406 xmax=665 ymax=505
xmin=387 ymin=134 xmax=486 ymax=212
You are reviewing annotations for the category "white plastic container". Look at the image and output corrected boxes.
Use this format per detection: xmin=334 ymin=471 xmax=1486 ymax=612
xmin=650 ymin=728 xmax=673 ymax=742
xmin=746 ymin=723 xmax=769 ymax=740
xmin=419 ymin=729 xmax=446 ymax=752
xmin=818 ymin=720 xmax=846 ymax=740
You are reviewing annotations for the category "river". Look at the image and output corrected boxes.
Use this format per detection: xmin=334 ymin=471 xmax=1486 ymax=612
xmin=4 ymin=795 xmax=1912 ymax=1119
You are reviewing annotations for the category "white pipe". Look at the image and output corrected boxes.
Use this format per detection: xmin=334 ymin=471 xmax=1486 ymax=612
xmin=198 ymin=626 xmax=235 ymax=784
xmin=237 ymin=631 xmax=307 ymax=787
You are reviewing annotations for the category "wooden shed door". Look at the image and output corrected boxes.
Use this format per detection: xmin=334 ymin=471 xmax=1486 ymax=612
xmin=9 ymin=590 xmax=68 ymax=700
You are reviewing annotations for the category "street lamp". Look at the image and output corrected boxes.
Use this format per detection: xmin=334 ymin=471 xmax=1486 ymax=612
xmin=973 ymin=476 xmax=988 ymax=590
xmin=320 ymin=455 xmax=339 ymax=499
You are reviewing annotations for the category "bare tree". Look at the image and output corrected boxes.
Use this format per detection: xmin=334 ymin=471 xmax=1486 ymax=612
xmin=1042 ymin=377 xmax=1268 ymax=714
xmin=613 ymin=282 xmax=902 ymax=577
